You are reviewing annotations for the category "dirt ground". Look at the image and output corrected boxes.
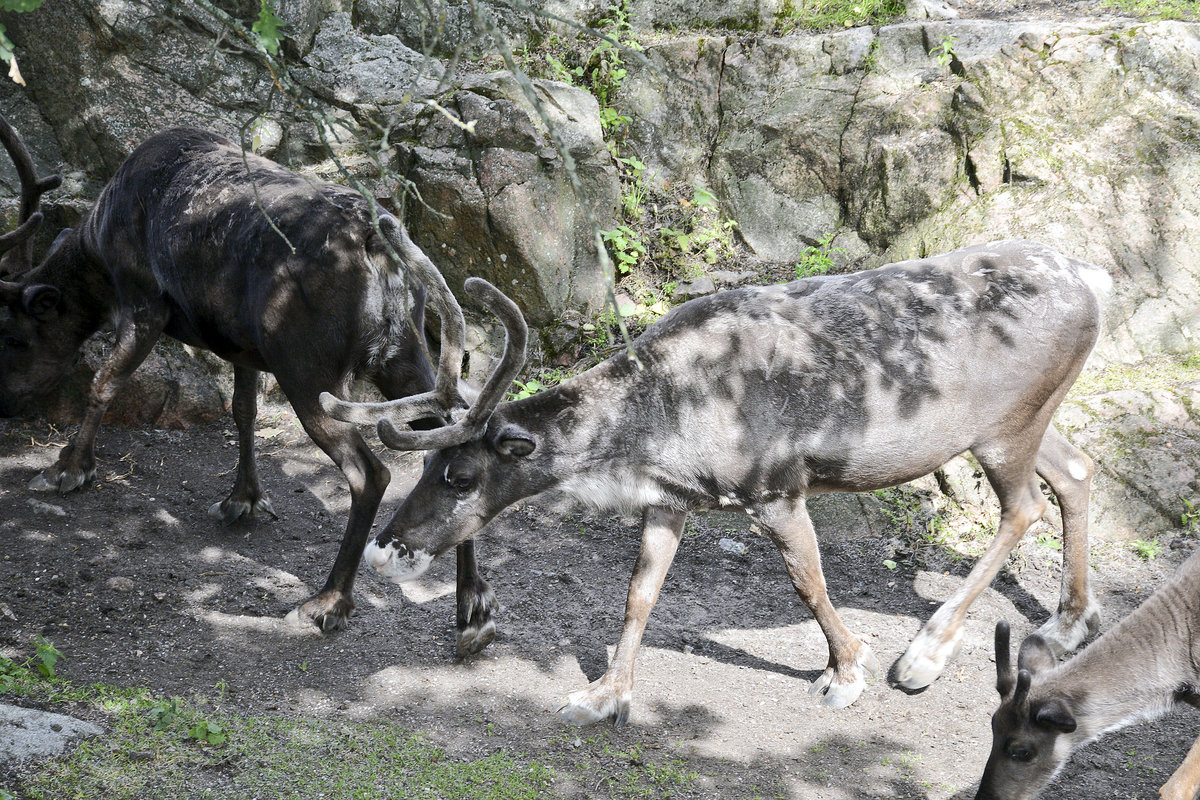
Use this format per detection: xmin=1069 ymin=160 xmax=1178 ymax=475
xmin=1 ymin=408 xmax=1196 ymax=799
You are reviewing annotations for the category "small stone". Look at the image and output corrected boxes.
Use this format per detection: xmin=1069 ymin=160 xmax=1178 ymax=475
xmin=717 ymin=537 xmax=748 ymax=556
xmin=105 ymin=577 xmax=135 ymax=593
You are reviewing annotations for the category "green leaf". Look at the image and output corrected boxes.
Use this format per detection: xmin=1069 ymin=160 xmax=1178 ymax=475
xmin=0 ymin=0 xmax=44 ymax=12
xmin=252 ymin=0 xmax=284 ymax=56
xmin=883 ymin=559 xmax=898 ymax=570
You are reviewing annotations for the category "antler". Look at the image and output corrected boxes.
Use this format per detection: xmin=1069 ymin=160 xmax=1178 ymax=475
xmin=320 ymin=276 xmax=527 ymax=451
xmin=376 ymin=278 xmax=527 ymax=450
xmin=995 ymin=620 xmax=1014 ymax=697
xmin=0 ymin=114 xmax=62 ymax=276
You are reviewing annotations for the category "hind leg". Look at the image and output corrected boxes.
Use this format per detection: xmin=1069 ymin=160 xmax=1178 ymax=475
xmin=1033 ymin=423 xmax=1101 ymax=655
xmin=896 ymin=438 xmax=1046 ymax=689
xmin=209 ymin=365 xmax=277 ymax=524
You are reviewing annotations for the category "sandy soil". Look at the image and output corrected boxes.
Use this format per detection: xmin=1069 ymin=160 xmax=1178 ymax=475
xmin=1 ymin=409 xmax=1196 ymax=799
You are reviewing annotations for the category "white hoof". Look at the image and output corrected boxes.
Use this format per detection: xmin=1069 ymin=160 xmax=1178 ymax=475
xmin=558 ymin=682 xmax=631 ymax=726
xmin=809 ymin=644 xmax=878 ymax=709
xmin=1036 ymin=603 xmax=1101 ymax=656
xmin=896 ymin=625 xmax=964 ymax=690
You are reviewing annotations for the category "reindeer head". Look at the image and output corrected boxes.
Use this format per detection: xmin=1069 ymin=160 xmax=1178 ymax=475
xmin=0 ymin=114 xmax=71 ymax=417
xmin=976 ymin=621 xmax=1080 ymax=800
xmin=320 ymin=277 xmax=540 ymax=583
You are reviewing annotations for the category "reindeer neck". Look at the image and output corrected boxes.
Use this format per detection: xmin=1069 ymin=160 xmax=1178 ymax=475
xmin=1041 ymin=556 xmax=1200 ymax=741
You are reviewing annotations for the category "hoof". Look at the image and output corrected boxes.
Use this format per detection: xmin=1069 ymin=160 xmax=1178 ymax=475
xmin=29 ymin=466 xmax=94 ymax=494
xmin=290 ymin=592 xmax=354 ymax=632
xmin=1036 ymin=603 xmax=1101 ymax=657
xmin=558 ymin=680 xmax=631 ymax=726
xmin=895 ymin=625 xmax=964 ymax=690
xmin=456 ymin=618 xmax=496 ymax=659
xmin=208 ymin=494 xmax=278 ymax=525
xmin=809 ymin=644 xmax=878 ymax=709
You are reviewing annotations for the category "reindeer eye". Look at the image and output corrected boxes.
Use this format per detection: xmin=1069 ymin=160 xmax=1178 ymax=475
xmin=444 ymin=468 xmax=475 ymax=492
xmin=1007 ymin=745 xmax=1034 ymax=763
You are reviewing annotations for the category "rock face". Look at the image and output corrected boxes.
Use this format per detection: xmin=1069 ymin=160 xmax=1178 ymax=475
xmin=624 ymin=20 xmax=1200 ymax=365
xmin=395 ymin=73 xmax=619 ymax=328
xmin=0 ymin=1 xmax=617 ymax=420
xmin=0 ymin=703 xmax=104 ymax=764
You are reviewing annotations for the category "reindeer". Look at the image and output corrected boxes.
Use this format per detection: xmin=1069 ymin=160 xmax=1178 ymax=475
xmin=0 ymin=116 xmax=497 ymax=650
xmin=977 ymin=543 xmax=1200 ymax=800
xmin=322 ymin=239 xmax=1110 ymax=724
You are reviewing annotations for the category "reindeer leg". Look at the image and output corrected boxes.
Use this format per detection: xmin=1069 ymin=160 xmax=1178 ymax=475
xmin=758 ymin=496 xmax=878 ymax=708
xmin=1161 ymin=734 xmax=1200 ymax=800
xmin=896 ymin=440 xmax=1045 ymax=689
xmin=208 ymin=365 xmax=277 ymax=524
xmin=1032 ymin=423 xmax=1101 ymax=655
xmin=30 ymin=311 xmax=166 ymax=494
xmin=455 ymin=540 xmax=497 ymax=658
xmin=283 ymin=391 xmax=390 ymax=632
xmin=559 ymin=505 xmax=686 ymax=726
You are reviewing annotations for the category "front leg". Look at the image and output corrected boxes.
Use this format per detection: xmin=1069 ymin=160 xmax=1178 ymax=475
xmin=208 ymin=365 xmax=277 ymax=524
xmin=756 ymin=496 xmax=878 ymax=708
xmin=559 ymin=506 xmax=686 ymax=726
xmin=455 ymin=540 xmax=498 ymax=658
xmin=30 ymin=313 xmax=165 ymax=494
xmin=283 ymin=390 xmax=390 ymax=632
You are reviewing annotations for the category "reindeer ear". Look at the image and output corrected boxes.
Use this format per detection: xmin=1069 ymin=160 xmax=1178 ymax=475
xmin=21 ymin=284 xmax=59 ymax=318
xmin=1017 ymin=634 xmax=1057 ymax=675
xmin=491 ymin=423 xmax=536 ymax=458
xmin=1033 ymin=698 xmax=1077 ymax=733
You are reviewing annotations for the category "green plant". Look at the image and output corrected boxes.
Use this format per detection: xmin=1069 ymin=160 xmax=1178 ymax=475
xmin=149 ymin=699 xmax=179 ymax=731
xmin=251 ymin=0 xmax=284 ymax=55
xmin=0 ymin=0 xmax=45 ymax=85
xmin=188 ymin=719 xmax=229 ymax=746
xmin=795 ymin=232 xmax=845 ymax=278
xmin=33 ymin=636 xmax=62 ymax=679
xmin=509 ymin=378 xmax=547 ymax=400
xmin=930 ymin=34 xmax=958 ymax=67
xmin=1035 ymin=531 xmax=1062 ymax=550
xmin=599 ymin=224 xmax=647 ymax=273
xmin=1131 ymin=538 xmax=1162 ymax=560
xmin=777 ymin=0 xmax=906 ymax=32
xmin=1182 ymin=497 xmax=1200 ymax=533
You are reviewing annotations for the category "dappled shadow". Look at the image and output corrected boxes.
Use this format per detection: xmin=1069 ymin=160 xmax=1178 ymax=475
xmin=2 ymin=415 xmax=1194 ymax=799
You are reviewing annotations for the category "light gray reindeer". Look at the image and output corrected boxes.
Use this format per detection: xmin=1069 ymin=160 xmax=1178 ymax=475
xmin=323 ymin=239 xmax=1110 ymax=724
xmin=977 ymin=544 xmax=1200 ymax=800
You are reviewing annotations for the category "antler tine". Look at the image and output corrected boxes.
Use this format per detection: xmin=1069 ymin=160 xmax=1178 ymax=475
xmin=995 ymin=620 xmax=1015 ymax=697
xmin=0 ymin=114 xmax=62 ymax=275
xmin=375 ymin=278 xmax=527 ymax=452
xmin=1012 ymin=668 xmax=1033 ymax=709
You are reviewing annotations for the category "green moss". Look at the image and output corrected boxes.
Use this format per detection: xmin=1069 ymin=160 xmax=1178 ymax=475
xmin=1101 ymin=0 xmax=1200 ymax=20
xmin=776 ymin=0 xmax=905 ymax=32
xmin=1069 ymin=352 xmax=1200 ymax=398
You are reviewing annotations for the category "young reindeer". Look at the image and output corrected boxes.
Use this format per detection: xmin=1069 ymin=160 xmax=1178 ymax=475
xmin=0 ymin=117 xmax=498 ymax=649
xmin=323 ymin=239 xmax=1110 ymax=724
xmin=977 ymin=545 xmax=1200 ymax=800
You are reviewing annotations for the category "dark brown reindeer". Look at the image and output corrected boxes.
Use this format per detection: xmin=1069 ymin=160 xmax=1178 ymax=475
xmin=0 ymin=117 xmax=497 ymax=649
xmin=324 ymin=239 xmax=1110 ymax=724
xmin=978 ymin=544 xmax=1200 ymax=800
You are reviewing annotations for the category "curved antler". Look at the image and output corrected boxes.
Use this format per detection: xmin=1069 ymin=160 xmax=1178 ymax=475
xmin=320 ymin=215 xmax=468 ymax=426
xmin=0 ymin=114 xmax=62 ymax=275
xmin=375 ymin=277 xmax=526 ymax=450
xmin=995 ymin=620 xmax=1015 ymax=697
xmin=321 ymin=276 xmax=527 ymax=450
